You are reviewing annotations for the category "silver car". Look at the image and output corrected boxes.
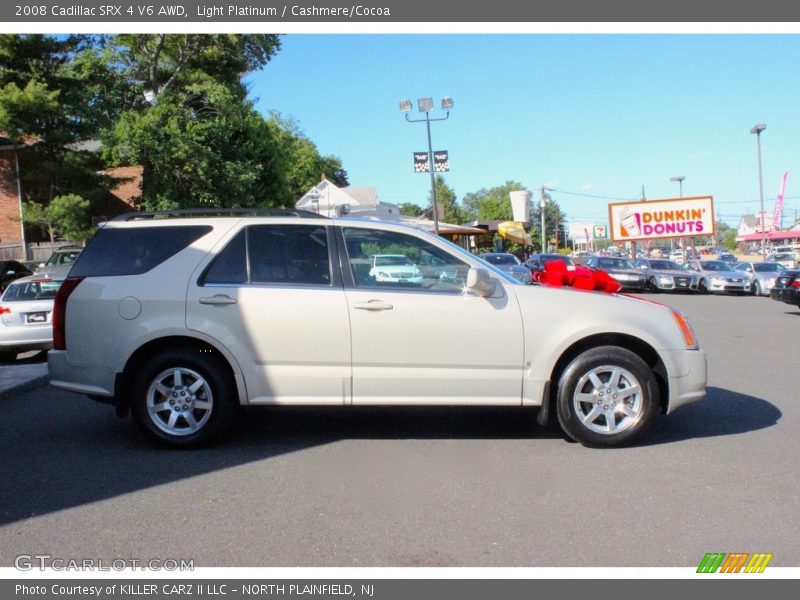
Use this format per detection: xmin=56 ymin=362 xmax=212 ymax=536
xmin=479 ymin=252 xmax=532 ymax=284
xmin=734 ymin=261 xmax=786 ymax=296
xmin=633 ymin=259 xmax=700 ymax=292
xmin=683 ymin=260 xmax=748 ymax=294
xmin=0 ymin=275 xmax=63 ymax=362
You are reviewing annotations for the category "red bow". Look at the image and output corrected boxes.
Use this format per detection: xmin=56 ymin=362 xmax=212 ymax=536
xmin=537 ymin=260 xmax=621 ymax=293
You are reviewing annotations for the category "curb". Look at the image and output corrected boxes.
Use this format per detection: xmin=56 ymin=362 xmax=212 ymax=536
xmin=0 ymin=374 xmax=50 ymax=400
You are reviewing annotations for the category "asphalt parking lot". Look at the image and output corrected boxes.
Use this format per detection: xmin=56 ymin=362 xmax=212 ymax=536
xmin=0 ymin=292 xmax=797 ymax=568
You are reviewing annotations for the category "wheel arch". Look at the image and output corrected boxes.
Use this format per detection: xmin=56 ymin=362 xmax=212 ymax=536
xmin=547 ymin=333 xmax=668 ymax=417
xmin=114 ymin=335 xmax=244 ymax=416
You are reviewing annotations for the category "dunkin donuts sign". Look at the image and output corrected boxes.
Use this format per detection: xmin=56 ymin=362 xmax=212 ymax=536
xmin=608 ymin=196 xmax=715 ymax=242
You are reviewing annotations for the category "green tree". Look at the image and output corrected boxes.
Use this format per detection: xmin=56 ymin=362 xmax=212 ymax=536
xmin=427 ymin=175 xmax=465 ymax=224
xmin=45 ymin=194 xmax=94 ymax=241
xmin=462 ymin=181 xmax=526 ymax=221
xmin=399 ymin=202 xmax=424 ymax=217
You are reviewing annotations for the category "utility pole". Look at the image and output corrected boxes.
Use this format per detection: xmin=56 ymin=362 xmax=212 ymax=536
xmin=539 ymin=186 xmax=548 ymax=254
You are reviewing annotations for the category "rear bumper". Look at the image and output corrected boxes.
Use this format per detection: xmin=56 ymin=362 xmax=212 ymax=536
xmin=47 ymin=350 xmax=116 ymax=397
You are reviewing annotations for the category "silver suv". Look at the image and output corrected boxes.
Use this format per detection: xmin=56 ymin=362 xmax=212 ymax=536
xmin=49 ymin=210 xmax=706 ymax=448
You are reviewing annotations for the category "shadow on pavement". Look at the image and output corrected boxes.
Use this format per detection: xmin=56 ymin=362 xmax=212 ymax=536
xmin=645 ymin=386 xmax=781 ymax=445
xmin=0 ymin=385 xmax=779 ymax=525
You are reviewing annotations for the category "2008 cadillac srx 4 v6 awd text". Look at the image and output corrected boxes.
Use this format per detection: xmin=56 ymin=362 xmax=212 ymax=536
xmin=49 ymin=210 xmax=706 ymax=448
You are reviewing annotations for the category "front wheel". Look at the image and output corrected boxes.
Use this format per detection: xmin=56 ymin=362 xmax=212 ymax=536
xmin=131 ymin=349 xmax=236 ymax=448
xmin=556 ymin=346 xmax=659 ymax=448
xmin=698 ymin=279 xmax=709 ymax=294
xmin=647 ymin=277 xmax=660 ymax=293
xmin=752 ymin=281 xmax=761 ymax=296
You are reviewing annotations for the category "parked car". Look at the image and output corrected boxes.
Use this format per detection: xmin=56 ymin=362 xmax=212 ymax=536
xmin=633 ymin=259 xmax=701 ymax=292
xmin=48 ymin=210 xmax=706 ymax=448
xmin=479 ymin=252 xmax=532 ymax=284
xmin=0 ymin=260 xmax=33 ymax=292
xmin=766 ymin=252 xmax=797 ymax=269
xmin=524 ymin=253 xmax=574 ymax=282
xmin=584 ymin=256 xmax=646 ymax=291
xmin=682 ymin=260 xmax=748 ymax=294
xmin=35 ymin=245 xmax=83 ymax=278
xmin=717 ymin=253 xmax=739 ymax=265
xmin=669 ymin=250 xmax=686 ymax=264
xmin=368 ymin=254 xmax=424 ymax=284
xmin=770 ymin=269 xmax=800 ymax=308
xmin=734 ymin=261 xmax=785 ymax=296
xmin=0 ymin=275 xmax=63 ymax=362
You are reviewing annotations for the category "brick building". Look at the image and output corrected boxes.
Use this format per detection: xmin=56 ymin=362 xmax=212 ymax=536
xmin=0 ymin=135 xmax=140 ymax=249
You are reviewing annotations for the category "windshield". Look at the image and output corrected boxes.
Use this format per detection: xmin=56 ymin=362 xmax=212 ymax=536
xmin=46 ymin=250 xmax=81 ymax=266
xmin=700 ymin=261 xmax=729 ymax=271
xmin=2 ymin=279 xmax=62 ymax=301
xmin=597 ymin=258 xmax=634 ymax=270
xmin=755 ymin=263 xmax=784 ymax=272
xmin=648 ymin=260 xmax=679 ymax=270
xmin=374 ymin=255 xmax=412 ymax=266
xmin=482 ymin=254 xmax=520 ymax=266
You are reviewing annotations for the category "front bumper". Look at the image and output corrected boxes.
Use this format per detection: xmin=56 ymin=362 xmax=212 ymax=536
xmin=664 ymin=349 xmax=707 ymax=413
xmin=770 ymin=288 xmax=800 ymax=306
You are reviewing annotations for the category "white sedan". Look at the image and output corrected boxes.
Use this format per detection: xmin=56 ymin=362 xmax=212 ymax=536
xmin=0 ymin=275 xmax=63 ymax=362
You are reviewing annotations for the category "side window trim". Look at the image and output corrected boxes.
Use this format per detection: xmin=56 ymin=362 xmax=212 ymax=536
xmin=201 ymin=224 xmax=341 ymax=289
xmin=337 ymin=225 xmax=469 ymax=295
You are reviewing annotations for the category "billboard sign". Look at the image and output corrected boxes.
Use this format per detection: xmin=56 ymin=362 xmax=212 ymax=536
xmin=608 ymin=196 xmax=715 ymax=242
xmin=593 ymin=225 xmax=608 ymax=239
xmin=568 ymin=222 xmax=594 ymax=243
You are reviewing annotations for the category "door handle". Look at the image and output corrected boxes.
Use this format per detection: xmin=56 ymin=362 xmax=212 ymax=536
xmin=199 ymin=294 xmax=238 ymax=306
xmin=353 ymin=300 xmax=394 ymax=311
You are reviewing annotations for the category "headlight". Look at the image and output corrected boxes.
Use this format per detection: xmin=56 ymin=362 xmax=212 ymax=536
xmin=659 ymin=276 xmax=671 ymax=283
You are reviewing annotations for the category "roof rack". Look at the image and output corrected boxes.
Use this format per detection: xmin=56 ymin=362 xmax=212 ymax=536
xmin=111 ymin=208 xmax=326 ymax=221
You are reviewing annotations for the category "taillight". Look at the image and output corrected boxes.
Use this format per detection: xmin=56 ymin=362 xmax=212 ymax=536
xmin=52 ymin=277 xmax=84 ymax=350
xmin=791 ymin=280 xmax=800 ymax=288
xmin=0 ymin=306 xmax=9 ymax=315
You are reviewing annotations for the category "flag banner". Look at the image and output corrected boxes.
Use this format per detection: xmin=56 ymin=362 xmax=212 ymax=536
xmin=413 ymin=152 xmax=430 ymax=173
xmin=771 ymin=171 xmax=788 ymax=232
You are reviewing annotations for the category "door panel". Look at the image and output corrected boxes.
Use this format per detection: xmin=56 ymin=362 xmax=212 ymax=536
xmin=340 ymin=226 xmax=524 ymax=405
xmin=186 ymin=225 xmax=351 ymax=405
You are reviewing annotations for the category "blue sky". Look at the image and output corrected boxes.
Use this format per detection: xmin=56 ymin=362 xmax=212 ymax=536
xmin=249 ymin=34 xmax=800 ymax=228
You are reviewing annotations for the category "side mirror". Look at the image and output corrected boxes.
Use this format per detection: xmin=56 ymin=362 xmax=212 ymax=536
xmin=466 ymin=268 xmax=498 ymax=297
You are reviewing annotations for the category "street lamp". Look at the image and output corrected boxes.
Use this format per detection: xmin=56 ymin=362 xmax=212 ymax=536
xmin=399 ymin=97 xmax=453 ymax=235
xmin=750 ymin=123 xmax=767 ymax=256
xmin=539 ymin=187 xmax=550 ymax=253
xmin=670 ymin=176 xmax=685 ymax=259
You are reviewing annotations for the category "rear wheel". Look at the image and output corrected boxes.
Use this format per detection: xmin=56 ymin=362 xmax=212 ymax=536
xmin=556 ymin=346 xmax=659 ymax=448
xmin=131 ymin=349 xmax=236 ymax=448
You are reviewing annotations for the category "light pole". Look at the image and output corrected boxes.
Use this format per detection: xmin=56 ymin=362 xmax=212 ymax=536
xmin=539 ymin=187 xmax=548 ymax=253
xmin=399 ymin=97 xmax=453 ymax=236
xmin=670 ymin=176 xmax=685 ymax=260
xmin=750 ymin=123 xmax=767 ymax=256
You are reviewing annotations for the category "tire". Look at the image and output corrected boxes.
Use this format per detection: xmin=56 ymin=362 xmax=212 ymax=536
xmin=131 ymin=349 xmax=236 ymax=448
xmin=647 ymin=277 xmax=660 ymax=293
xmin=752 ymin=281 xmax=761 ymax=296
xmin=556 ymin=346 xmax=659 ymax=448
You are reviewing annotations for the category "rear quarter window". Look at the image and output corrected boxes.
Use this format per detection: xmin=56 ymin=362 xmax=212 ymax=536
xmin=69 ymin=226 xmax=212 ymax=277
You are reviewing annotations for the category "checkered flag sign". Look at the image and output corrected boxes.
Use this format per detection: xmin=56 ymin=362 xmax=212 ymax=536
xmin=414 ymin=151 xmax=449 ymax=173
xmin=434 ymin=151 xmax=449 ymax=172
xmin=414 ymin=152 xmax=430 ymax=173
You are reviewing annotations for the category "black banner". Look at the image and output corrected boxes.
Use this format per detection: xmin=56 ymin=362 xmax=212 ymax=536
xmin=2 ymin=0 xmax=800 ymax=23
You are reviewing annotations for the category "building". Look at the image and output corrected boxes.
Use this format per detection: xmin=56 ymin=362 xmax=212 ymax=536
xmin=296 ymin=175 xmax=401 ymax=219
